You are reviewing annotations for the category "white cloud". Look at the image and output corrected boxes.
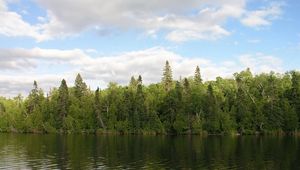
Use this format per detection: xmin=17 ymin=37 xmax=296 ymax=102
xmin=0 ymin=74 xmax=65 ymax=97
xmin=241 ymin=2 xmax=283 ymax=28
xmin=35 ymin=0 xmax=247 ymax=42
xmin=0 ymin=6 xmax=44 ymax=41
xmin=239 ymin=53 xmax=283 ymax=73
xmin=0 ymin=47 xmax=89 ymax=70
xmin=0 ymin=47 xmax=283 ymax=97
xmin=0 ymin=0 xmax=284 ymax=42
xmin=80 ymin=47 xmax=214 ymax=84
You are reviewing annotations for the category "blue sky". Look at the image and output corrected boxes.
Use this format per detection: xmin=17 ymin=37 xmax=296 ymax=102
xmin=0 ymin=0 xmax=299 ymax=96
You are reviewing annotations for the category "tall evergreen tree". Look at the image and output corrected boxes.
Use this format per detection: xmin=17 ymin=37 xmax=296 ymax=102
xmin=134 ymin=75 xmax=145 ymax=129
xmin=25 ymin=80 xmax=44 ymax=115
xmin=162 ymin=60 xmax=173 ymax=92
xmin=205 ymin=83 xmax=220 ymax=133
xmin=74 ymin=73 xmax=87 ymax=99
xmin=137 ymin=75 xmax=142 ymax=85
xmin=183 ymin=78 xmax=190 ymax=91
xmin=183 ymin=78 xmax=192 ymax=130
xmin=194 ymin=66 xmax=202 ymax=84
xmin=57 ymin=79 xmax=69 ymax=129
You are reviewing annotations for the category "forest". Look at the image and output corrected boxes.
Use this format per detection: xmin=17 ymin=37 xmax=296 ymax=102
xmin=0 ymin=61 xmax=299 ymax=135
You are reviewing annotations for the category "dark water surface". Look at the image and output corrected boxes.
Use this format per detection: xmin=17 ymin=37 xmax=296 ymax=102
xmin=0 ymin=134 xmax=299 ymax=169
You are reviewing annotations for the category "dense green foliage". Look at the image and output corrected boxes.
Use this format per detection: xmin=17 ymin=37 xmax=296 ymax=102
xmin=0 ymin=61 xmax=299 ymax=134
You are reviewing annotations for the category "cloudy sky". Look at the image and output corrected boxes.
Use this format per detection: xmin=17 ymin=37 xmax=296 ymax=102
xmin=0 ymin=0 xmax=299 ymax=97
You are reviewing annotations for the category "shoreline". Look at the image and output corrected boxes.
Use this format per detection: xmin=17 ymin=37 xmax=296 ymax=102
xmin=1 ymin=129 xmax=300 ymax=136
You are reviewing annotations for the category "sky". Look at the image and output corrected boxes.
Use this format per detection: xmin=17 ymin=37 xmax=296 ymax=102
xmin=0 ymin=0 xmax=299 ymax=97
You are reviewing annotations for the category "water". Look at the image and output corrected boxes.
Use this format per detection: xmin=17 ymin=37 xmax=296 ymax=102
xmin=0 ymin=134 xmax=299 ymax=169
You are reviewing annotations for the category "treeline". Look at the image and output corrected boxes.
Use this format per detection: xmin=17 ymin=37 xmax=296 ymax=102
xmin=0 ymin=61 xmax=300 ymax=135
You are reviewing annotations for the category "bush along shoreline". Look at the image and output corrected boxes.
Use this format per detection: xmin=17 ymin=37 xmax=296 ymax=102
xmin=1 ymin=61 xmax=300 ymax=135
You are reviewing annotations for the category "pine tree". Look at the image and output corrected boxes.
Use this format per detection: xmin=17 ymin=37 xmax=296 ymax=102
xmin=33 ymin=80 xmax=38 ymax=94
xmin=134 ymin=75 xmax=145 ymax=129
xmin=57 ymin=79 xmax=69 ymax=129
xmin=162 ymin=60 xmax=173 ymax=92
xmin=26 ymin=81 xmax=43 ymax=115
xmin=137 ymin=75 xmax=142 ymax=85
xmin=194 ymin=66 xmax=202 ymax=84
xmin=183 ymin=78 xmax=192 ymax=131
xmin=183 ymin=78 xmax=190 ymax=92
xmin=74 ymin=73 xmax=87 ymax=99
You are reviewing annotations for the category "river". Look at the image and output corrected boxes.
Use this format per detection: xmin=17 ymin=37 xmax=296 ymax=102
xmin=0 ymin=134 xmax=299 ymax=169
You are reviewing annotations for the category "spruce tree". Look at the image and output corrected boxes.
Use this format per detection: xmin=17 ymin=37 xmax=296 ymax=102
xmin=135 ymin=75 xmax=145 ymax=129
xmin=183 ymin=78 xmax=192 ymax=131
xmin=137 ymin=75 xmax=142 ymax=85
xmin=26 ymin=80 xmax=43 ymax=114
xmin=194 ymin=66 xmax=202 ymax=84
xmin=183 ymin=78 xmax=190 ymax=91
xmin=74 ymin=73 xmax=87 ymax=99
xmin=162 ymin=60 xmax=173 ymax=92
xmin=57 ymin=79 xmax=69 ymax=129
xmin=205 ymin=83 xmax=220 ymax=133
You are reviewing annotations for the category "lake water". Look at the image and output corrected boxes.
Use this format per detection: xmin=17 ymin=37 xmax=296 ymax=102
xmin=0 ymin=134 xmax=299 ymax=169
